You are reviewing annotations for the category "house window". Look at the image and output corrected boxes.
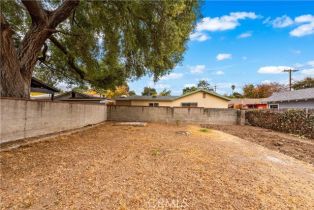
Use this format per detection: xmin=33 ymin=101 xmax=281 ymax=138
xmin=149 ymin=103 xmax=159 ymax=107
xmin=269 ymin=104 xmax=279 ymax=109
xmin=203 ymin=93 xmax=206 ymax=98
xmin=181 ymin=102 xmax=198 ymax=107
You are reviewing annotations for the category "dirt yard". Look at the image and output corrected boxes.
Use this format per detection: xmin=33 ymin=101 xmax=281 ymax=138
xmin=1 ymin=123 xmax=314 ymax=209
xmin=203 ymin=124 xmax=314 ymax=165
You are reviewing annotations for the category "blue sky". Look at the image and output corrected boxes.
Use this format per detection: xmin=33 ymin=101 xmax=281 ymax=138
xmin=129 ymin=1 xmax=314 ymax=95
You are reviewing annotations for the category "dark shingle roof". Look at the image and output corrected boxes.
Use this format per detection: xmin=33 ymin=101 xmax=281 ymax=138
xmin=264 ymin=88 xmax=314 ymax=102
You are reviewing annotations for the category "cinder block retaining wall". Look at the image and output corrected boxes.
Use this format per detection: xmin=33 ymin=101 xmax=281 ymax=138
xmin=0 ymin=98 xmax=107 ymax=143
xmin=107 ymin=105 xmax=244 ymax=125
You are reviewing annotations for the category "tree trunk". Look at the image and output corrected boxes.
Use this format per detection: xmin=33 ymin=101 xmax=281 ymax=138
xmin=0 ymin=17 xmax=30 ymax=98
xmin=0 ymin=0 xmax=79 ymax=99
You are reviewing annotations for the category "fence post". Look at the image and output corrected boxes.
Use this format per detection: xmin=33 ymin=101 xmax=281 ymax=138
xmin=237 ymin=110 xmax=246 ymax=125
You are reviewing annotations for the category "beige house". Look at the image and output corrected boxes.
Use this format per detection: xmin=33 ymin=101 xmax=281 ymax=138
xmin=115 ymin=89 xmax=230 ymax=108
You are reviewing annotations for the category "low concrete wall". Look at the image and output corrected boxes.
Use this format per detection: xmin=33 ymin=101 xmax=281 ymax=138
xmin=0 ymin=98 xmax=107 ymax=143
xmin=107 ymin=105 xmax=243 ymax=125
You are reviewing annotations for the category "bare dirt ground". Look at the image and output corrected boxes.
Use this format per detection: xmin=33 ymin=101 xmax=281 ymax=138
xmin=1 ymin=123 xmax=314 ymax=209
xmin=203 ymin=124 xmax=314 ymax=165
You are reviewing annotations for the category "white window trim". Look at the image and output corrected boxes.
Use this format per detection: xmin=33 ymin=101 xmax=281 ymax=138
xmin=269 ymin=103 xmax=279 ymax=110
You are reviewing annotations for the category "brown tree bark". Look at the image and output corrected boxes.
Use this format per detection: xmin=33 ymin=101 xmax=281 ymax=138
xmin=0 ymin=0 xmax=79 ymax=98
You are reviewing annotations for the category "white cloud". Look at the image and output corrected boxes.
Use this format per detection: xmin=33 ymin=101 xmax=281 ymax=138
xmin=265 ymin=14 xmax=314 ymax=37
xmin=295 ymin=14 xmax=314 ymax=23
xmin=190 ymin=65 xmax=206 ymax=74
xmin=184 ymin=83 xmax=196 ymax=88
xmin=301 ymin=69 xmax=314 ymax=75
xmin=242 ymin=56 xmax=248 ymax=60
xmin=160 ymin=73 xmax=183 ymax=80
xmin=238 ymin=32 xmax=252 ymax=38
xmin=307 ymin=60 xmax=314 ymax=67
xmin=264 ymin=15 xmax=294 ymax=28
xmin=216 ymin=53 xmax=232 ymax=61
xmin=214 ymin=70 xmax=224 ymax=75
xmin=258 ymin=66 xmax=294 ymax=74
xmin=290 ymin=14 xmax=314 ymax=37
xmin=189 ymin=32 xmax=210 ymax=42
xmin=196 ymin=12 xmax=257 ymax=32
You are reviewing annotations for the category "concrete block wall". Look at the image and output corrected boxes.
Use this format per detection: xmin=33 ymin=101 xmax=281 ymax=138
xmin=0 ymin=98 xmax=107 ymax=143
xmin=107 ymin=105 xmax=241 ymax=125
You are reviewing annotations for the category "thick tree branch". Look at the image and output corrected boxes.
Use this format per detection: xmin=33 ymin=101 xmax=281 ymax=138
xmin=49 ymin=36 xmax=85 ymax=79
xmin=49 ymin=0 xmax=80 ymax=28
xmin=21 ymin=0 xmax=47 ymax=23
xmin=0 ymin=13 xmax=11 ymax=31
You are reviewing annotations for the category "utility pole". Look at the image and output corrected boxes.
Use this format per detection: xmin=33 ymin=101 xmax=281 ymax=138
xmin=283 ymin=69 xmax=298 ymax=91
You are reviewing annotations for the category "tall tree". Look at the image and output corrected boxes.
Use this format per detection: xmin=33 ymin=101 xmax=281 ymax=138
xmin=159 ymin=88 xmax=171 ymax=96
xmin=197 ymin=80 xmax=213 ymax=91
xmin=128 ymin=90 xmax=136 ymax=96
xmin=142 ymin=87 xmax=157 ymax=96
xmin=182 ymin=86 xmax=197 ymax=94
xmin=231 ymin=84 xmax=235 ymax=93
xmin=1 ymin=0 xmax=199 ymax=98
xmin=243 ymin=83 xmax=286 ymax=98
xmin=292 ymin=77 xmax=314 ymax=90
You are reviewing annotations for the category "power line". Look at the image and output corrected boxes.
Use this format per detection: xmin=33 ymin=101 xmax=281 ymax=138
xmin=283 ymin=69 xmax=299 ymax=91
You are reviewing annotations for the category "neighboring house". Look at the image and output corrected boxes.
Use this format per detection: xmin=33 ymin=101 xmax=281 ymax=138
xmin=228 ymin=98 xmax=267 ymax=109
xmin=115 ymin=89 xmax=230 ymax=108
xmin=30 ymin=77 xmax=59 ymax=100
xmin=264 ymin=88 xmax=314 ymax=109
xmin=54 ymin=90 xmax=106 ymax=103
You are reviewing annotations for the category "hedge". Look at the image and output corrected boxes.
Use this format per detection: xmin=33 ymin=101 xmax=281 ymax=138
xmin=245 ymin=109 xmax=314 ymax=139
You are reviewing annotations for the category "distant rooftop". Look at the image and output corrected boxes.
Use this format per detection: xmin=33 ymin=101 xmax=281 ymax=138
xmin=115 ymin=95 xmax=178 ymax=101
xmin=264 ymin=88 xmax=314 ymax=102
xmin=229 ymin=98 xmax=267 ymax=105
xmin=115 ymin=89 xmax=230 ymax=101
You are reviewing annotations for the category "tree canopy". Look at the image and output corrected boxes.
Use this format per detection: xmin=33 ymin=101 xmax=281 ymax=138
xmin=1 ymin=0 xmax=200 ymax=98
xmin=182 ymin=86 xmax=197 ymax=95
xmin=242 ymin=83 xmax=286 ymax=98
xmin=182 ymin=79 xmax=213 ymax=94
xmin=142 ymin=87 xmax=157 ymax=96
xmin=159 ymin=88 xmax=171 ymax=96
xmin=197 ymin=80 xmax=213 ymax=91
xmin=292 ymin=77 xmax=314 ymax=90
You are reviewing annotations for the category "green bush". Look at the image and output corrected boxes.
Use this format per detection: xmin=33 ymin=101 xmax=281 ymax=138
xmin=245 ymin=110 xmax=314 ymax=139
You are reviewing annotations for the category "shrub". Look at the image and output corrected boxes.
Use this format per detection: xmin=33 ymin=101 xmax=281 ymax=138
xmin=245 ymin=110 xmax=314 ymax=139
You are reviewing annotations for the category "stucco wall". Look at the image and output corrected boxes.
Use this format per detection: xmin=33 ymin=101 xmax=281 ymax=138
xmin=0 ymin=98 xmax=107 ymax=143
xmin=128 ymin=92 xmax=229 ymax=108
xmin=107 ymin=105 xmax=242 ymax=125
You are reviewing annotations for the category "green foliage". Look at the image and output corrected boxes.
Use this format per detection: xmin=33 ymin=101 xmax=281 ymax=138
xmin=182 ymin=86 xmax=198 ymax=94
xmin=128 ymin=90 xmax=136 ymax=96
xmin=159 ymin=88 xmax=171 ymax=96
xmin=3 ymin=0 xmax=200 ymax=89
xmin=228 ymin=92 xmax=243 ymax=98
xmin=246 ymin=110 xmax=314 ymax=139
xmin=182 ymin=79 xmax=213 ymax=94
xmin=292 ymin=77 xmax=314 ymax=90
xmin=197 ymin=80 xmax=213 ymax=91
xmin=142 ymin=87 xmax=157 ymax=96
